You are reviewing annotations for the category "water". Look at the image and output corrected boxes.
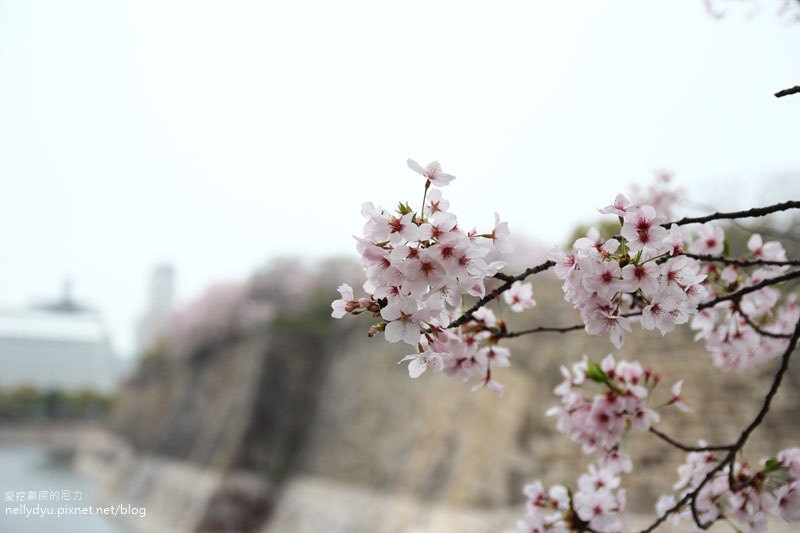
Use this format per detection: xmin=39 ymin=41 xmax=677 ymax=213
xmin=0 ymin=445 xmax=122 ymax=533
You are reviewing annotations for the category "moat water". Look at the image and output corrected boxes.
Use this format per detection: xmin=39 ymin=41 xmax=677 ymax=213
xmin=0 ymin=445 xmax=122 ymax=533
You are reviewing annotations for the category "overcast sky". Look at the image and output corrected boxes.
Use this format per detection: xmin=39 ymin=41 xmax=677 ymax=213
xmin=1 ymin=1 xmax=798 ymax=357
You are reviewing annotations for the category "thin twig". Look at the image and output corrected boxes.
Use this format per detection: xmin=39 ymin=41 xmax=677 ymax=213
xmin=648 ymin=427 xmax=733 ymax=453
xmin=448 ymin=260 xmax=555 ymax=328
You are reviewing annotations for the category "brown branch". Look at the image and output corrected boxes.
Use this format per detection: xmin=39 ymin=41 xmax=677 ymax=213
xmin=648 ymin=427 xmax=733 ymax=453
xmin=497 ymin=322 xmax=585 ymax=339
xmin=662 ymin=200 xmax=800 ymax=227
xmin=447 ymin=260 xmax=555 ymax=328
xmin=682 ymin=252 xmax=800 ymax=268
xmin=775 ymin=85 xmax=800 ymax=98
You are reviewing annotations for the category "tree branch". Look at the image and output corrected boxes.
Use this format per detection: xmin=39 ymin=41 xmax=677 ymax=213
xmin=775 ymin=85 xmax=800 ymax=98
xmin=663 ymin=200 xmax=800 ymax=227
xmin=496 ymin=322 xmax=585 ymax=339
xmin=698 ymin=269 xmax=800 ymax=310
xmin=733 ymin=301 xmax=792 ymax=339
xmin=681 ymin=252 xmax=800 ymax=268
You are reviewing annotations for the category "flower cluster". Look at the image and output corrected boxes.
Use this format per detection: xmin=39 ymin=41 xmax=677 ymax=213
xmin=547 ymin=354 xmax=688 ymax=471
xmin=516 ymin=463 xmax=628 ymax=533
xmin=549 ymin=194 xmax=708 ymax=348
xmin=690 ymin=234 xmax=798 ymax=370
xmin=657 ymin=447 xmax=800 ymax=530
xmin=332 ymin=160 xmax=527 ymax=391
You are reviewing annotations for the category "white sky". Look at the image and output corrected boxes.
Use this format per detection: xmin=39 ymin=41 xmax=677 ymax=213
xmin=1 ymin=1 xmax=799 ymax=357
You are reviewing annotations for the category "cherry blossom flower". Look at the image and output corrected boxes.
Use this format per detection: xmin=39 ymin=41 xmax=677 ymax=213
xmin=748 ymin=233 xmax=787 ymax=262
xmin=778 ymin=448 xmax=800 ymax=478
xmin=407 ymin=158 xmax=455 ymax=187
xmin=503 ymin=281 xmax=536 ymax=312
xmin=489 ymin=212 xmax=513 ymax=253
xmin=642 ymin=293 xmax=685 ymax=335
xmin=581 ymin=261 xmax=624 ymax=298
xmin=425 ymin=187 xmax=450 ymax=216
xmin=331 ymin=283 xmax=355 ymax=319
xmin=584 ymin=307 xmax=631 ymax=349
xmin=398 ymin=350 xmax=443 ymax=378
xmin=664 ymin=223 xmax=685 ymax=255
xmin=690 ymin=223 xmax=725 ymax=255
xmin=548 ymin=246 xmax=579 ymax=281
xmin=620 ymin=205 xmax=668 ymax=255
xmin=776 ymin=483 xmax=800 ymax=521
xmin=598 ymin=193 xmax=639 ymax=217
xmin=620 ymin=261 xmax=660 ymax=294
xmin=668 ymin=380 xmax=692 ymax=413
xmin=479 ymin=344 xmax=511 ymax=368
xmin=380 ymin=297 xmax=428 ymax=345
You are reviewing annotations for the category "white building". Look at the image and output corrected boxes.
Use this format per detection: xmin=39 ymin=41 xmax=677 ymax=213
xmin=0 ymin=286 xmax=117 ymax=392
xmin=135 ymin=264 xmax=175 ymax=356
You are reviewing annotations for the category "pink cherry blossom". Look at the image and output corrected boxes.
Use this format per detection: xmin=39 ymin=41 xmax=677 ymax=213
xmin=380 ymin=297 xmax=428 ymax=345
xmin=664 ymin=223 xmax=685 ymax=255
xmin=669 ymin=380 xmax=693 ymax=413
xmin=581 ymin=261 xmax=624 ymax=298
xmin=489 ymin=212 xmax=513 ymax=253
xmin=584 ymin=307 xmax=631 ymax=349
xmin=503 ymin=281 xmax=536 ymax=312
xmin=425 ymin=187 xmax=450 ymax=216
xmin=407 ymin=158 xmax=455 ymax=187
xmin=748 ymin=233 xmax=787 ymax=261
xmin=620 ymin=205 xmax=668 ymax=255
xmin=398 ymin=350 xmax=443 ymax=378
xmin=598 ymin=193 xmax=639 ymax=217
xmin=690 ymin=223 xmax=725 ymax=255
xmin=620 ymin=261 xmax=660 ymax=294
xmin=331 ymin=283 xmax=355 ymax=318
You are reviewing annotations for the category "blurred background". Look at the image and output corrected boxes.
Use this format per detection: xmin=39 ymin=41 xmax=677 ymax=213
xmin=1 ymin=1 xmax=799 ymax=531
